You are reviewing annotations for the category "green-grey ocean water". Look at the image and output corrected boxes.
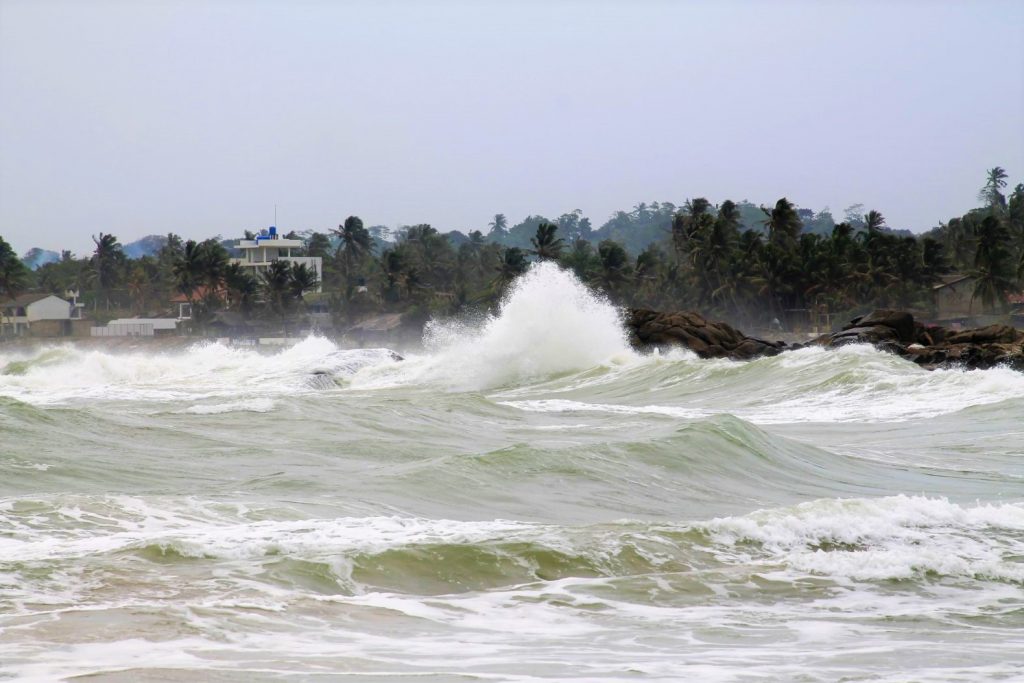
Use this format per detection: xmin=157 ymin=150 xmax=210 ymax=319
xmin=3 ymin=265 xmax=1024 ymax=682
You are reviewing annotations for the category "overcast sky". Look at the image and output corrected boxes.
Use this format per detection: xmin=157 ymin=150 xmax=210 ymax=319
xmin=1 ymin=0 xmax=1022 ymax=256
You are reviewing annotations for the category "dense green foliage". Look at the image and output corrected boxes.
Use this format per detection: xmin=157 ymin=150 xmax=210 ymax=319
xmin=5 ymin=168 xmax=1023 ymax=331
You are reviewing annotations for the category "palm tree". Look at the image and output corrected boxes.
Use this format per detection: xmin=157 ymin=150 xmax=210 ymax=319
xmin=593 ymin=240 xmax=633 ymax=299
xmin=694 ymin=203 xmax=740 ymax=307
xmin=672 ymin=199 xmax=715 ymax=269
xmin=633 ymin=244 xmax=667 ymax=307
xmin=492 ymin=247 xmax=528 ymax=294
xmin=762 ymin=198 xmax=802 ymax=250
xmin=288 ymin=262 xmax=319 ymax=301
xmin=488 ymin=213 xmax=508 ymax=237
xmin=224 ymin=262 xmax=257 ymax=314
xmin=530 ymin=222 xmax=565 ymax=260
xmin=457 ymin=230 xmax=490 ymax=285
xmin=154 ymin=233 xmax=183 ymax=287
xmin=378 ymin=249 xmax=408 ymax=303
xmin=126 ymin=266 xmax=149 ymax=314
xmin=260 ymin=260 xmax=293 ymax=323
xmin=306 ymin=232 xmax=332 ymax=259
xmin=863 ymin=210 xmax=886 ymax=234
xmin=173 ymin=240 xmax=205 ymax=304
xmin=561 ymin=238 xmax=597 ymax=281
xmin=198 ymin=239 xmax=228 ymax=292
xmin=979 ymin=166 xmax=1009 ymax=211
xmin=972 ymin=215 xmax=1018 ymax=311
xmin=91 ymin=232 xmax=123 ymax=309
xmin=332 ymin=216 xmax=372 ymax=288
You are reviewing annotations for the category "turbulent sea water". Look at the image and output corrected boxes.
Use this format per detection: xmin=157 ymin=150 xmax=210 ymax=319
xmin=3 ymin=263 xmax=1024 ymax=682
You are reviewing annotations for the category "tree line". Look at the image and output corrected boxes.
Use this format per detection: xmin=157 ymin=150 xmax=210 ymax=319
xmin=2 ymin=167 xmax=1022 ymax=332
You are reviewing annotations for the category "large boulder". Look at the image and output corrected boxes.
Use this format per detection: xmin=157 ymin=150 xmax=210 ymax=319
xmin=945 ymin=324 xmax=1022 ymax=345
xmin=842 ymin=309 xmax=916 ymax=344
xmin=829 ymin=325 xmax=902 ymax=347
xmin=626 ymin=309 xmax=785 ymax=360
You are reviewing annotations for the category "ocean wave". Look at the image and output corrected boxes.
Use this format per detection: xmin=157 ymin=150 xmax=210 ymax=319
xmin=700 ymin=495 xmax=1024 ymax=584
xmin=5 ymin=494 xmax=1023 ymax=595
xmin=492 ymin=343 xmax=1024 ymax=424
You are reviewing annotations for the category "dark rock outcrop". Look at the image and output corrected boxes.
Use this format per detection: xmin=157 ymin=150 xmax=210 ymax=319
xmin=625 ymin=307 xmax=1024 ymax=372
xmin=626 ymin=309 xmax=787 ymax=360
xmin=820 ymin=310 xmax=1024 ymax=371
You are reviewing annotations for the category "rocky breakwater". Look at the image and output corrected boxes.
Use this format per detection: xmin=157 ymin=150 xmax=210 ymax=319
xmin=626 ymin=309 xmax=788 ymax=360
xmin=821 ymin=309 xmax=1024 ymax=371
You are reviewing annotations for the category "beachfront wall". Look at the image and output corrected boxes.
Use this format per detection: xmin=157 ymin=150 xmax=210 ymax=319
xmin=28 ymin=320 xmax=71 ymax=337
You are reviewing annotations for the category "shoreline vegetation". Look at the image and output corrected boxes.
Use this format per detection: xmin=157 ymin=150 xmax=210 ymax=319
xmin=2 ymin=168 xmax=1023 ymax=347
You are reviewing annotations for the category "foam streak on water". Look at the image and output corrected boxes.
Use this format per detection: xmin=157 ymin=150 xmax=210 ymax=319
xmin=2 ymin=264 xmax=1024 ymax=681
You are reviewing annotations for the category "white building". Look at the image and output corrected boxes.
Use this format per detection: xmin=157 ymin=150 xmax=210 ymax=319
xmin=0 ymin=293 xmax=78 ymax=336
xmin=231 ymin=227 xmax=322 ymax=292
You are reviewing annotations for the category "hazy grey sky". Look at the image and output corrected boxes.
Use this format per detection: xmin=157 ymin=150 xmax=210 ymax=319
xmin=1 ymin=0 xmax=1022 ymax=255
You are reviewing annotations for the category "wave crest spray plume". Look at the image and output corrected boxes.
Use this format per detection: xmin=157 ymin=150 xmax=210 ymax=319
xmin=354 ymin=261 xmax=635 ymax=390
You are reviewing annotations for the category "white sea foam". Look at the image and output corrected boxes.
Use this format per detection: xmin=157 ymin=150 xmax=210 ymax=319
xmin=0 ymin=338 xmax=397 ymax=406
xmin=0 ymin=499 xmax=542 ymax=562
xmin=499 ymin=398 xmax=710 ymax=419
xmin=740 ymin=344 xmax=1024 ymax=423
xmin=181 ymin=397 xmax=277 ymax=414
xmin=702 ymin=495 xmax=1024 ymax=583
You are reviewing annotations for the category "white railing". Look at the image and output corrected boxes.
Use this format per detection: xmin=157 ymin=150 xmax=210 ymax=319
xmin=91 ymin=323 xmax=154 ymax=337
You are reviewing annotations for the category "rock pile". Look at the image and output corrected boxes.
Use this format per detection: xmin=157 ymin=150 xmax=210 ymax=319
xmin=625 ymin=307 xmax=1024 ymax=371
xmin=820 ymin=309 xmax=1024 ymax=371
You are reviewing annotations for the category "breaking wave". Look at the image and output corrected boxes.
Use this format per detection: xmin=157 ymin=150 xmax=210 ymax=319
xmin=349 ymin=261 xmax=637 ymax=390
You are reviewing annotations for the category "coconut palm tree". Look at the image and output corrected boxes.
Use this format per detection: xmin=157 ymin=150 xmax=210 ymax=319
xmin=224 ymin=262 xmax=257 ymax=314
xmin=260 ymin=260 xmax=293 ymax=322
xmin=91 ymin=232 xmax=123 ymax=309
xmin=488 ymin=213 xmax=508 ymax=237
xmin=979 ymin=166 xmax=1009 ymax=211
xmin=530 ymin=222 xmax=565 ymax=260
xmin=197 ymin=239 xmax=228 ymax=292
xmin=762 ymin=198 xmax=802 ymax=250
xmin=173 ymin=240 xmax=206 ymax=304
xmin=972 ymin=215 xmax=1018 ymax=311
xmin=492 ymin=247 xmax=528 ymax=294
xmin=561 ymin=238 xmax=597 ymax=281
xmin=332 ymin=216 xmax=372 ymax=287
xmin=863 ymin=210 xmax=886 ymax=234
xmin=126 ymin=265 xmax=149 ymax=314
xmin=593 ymin=240 xmax=633 ymax=299
xmin=288 ymin=262 xmax=319 ymax=301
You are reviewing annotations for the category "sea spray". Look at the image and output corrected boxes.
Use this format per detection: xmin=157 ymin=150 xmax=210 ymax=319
xmin=351 ymin=261 xmax=636 ymax=390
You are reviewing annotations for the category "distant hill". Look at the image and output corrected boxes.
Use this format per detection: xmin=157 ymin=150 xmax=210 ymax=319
xmin=123 ymin=234 xmax=167 ymax=258
xmin=21 ymin=247 xmax=60 ymax=269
